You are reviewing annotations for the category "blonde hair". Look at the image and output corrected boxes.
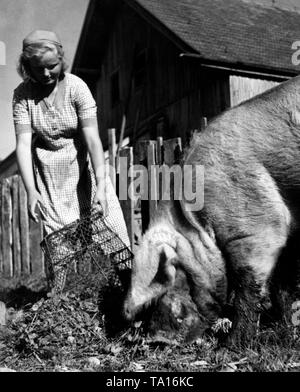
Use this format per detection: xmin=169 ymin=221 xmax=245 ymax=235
xmin=17 ymin=42 xmax=68 ymax=81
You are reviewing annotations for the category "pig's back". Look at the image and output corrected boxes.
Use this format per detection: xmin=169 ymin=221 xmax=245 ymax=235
xmin=185 ymin=75 xmax=300 ymax=192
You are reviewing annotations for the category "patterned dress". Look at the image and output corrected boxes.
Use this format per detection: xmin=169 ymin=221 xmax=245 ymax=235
xmin=12 ymin=73 xmax=130 ymax=248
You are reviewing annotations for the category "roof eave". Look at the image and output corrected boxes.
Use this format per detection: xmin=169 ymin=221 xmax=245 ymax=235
xmin=180 ymin=54 xmax=298 ymax=80
xmin=73 ymin=0 xmax=299 ymax=81
xmin=72 ymin=0 xmax=97 ymax=73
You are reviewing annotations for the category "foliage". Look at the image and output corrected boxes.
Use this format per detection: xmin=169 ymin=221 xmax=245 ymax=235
xmin=2 ymin=289 xmax=300 ymax=372
xmin=8 ymin=292 xmax=104 ymax=360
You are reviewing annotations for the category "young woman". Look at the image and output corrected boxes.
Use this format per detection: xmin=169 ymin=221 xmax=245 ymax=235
xmin=13 ymin=30 xmax=130 ymax=250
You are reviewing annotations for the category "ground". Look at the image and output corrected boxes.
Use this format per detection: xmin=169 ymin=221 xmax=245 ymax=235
xmin=1 ymin=273 xmax=300 ymax=373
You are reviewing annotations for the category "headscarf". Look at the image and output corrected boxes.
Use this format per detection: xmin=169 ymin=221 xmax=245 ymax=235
xmin=22 ymin=30 xmax=62 ymax=50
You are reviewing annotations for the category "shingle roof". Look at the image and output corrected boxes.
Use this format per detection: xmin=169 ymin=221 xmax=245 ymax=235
xmin=132 ymin=0 xmax=300 ymax=75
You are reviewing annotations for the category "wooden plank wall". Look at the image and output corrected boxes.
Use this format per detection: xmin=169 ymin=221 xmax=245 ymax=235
xmin=0 ymin=175 xmax=44 ymax=287
xmin=97 ymin=3 xmax=230 ymax=146
xmin=229 ymin=75 xmax=279 ymax=107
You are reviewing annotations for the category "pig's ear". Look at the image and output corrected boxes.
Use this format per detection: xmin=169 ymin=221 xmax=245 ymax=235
xmin=153 ymin=248 xmax=178 ymax=287
xmin=165 ymin=257 xmax=177 ymax=287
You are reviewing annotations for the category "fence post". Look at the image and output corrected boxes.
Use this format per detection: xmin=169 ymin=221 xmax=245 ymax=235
xmin=119 ymin=147 xmax=135 ymax=249
xmin=156 ymin=136 xmax=164 ymax=166
xmin=108 ymin=128 xmax=117 ymax=190
xmin=12 ymin=176 xmax=21 ymax=277
xmin=135 ymin=140 xmax=157 ymax=233
xmin=147 ymin=143 xmax=158 ymax=220
xmin=0 ymin=180 xmax=2 ymax=275
xmin=163 ymin=138 xmax=182 ymax=166
xmin=19 ymin=179 xmax=30 ymax=276
xmin=30 ymin=217 xmax=44 ymax=277
xmin=201 ymin=116 xmax=208 ymax=131
xmin=2 ymin=178 xmax=13 ymax=278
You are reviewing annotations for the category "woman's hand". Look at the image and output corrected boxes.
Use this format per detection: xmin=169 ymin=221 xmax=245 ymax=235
xmin=92 ymin=186 xmax=108 ymax=217
xmin=27 ymin=189 xmax=44 ymax=223
xmin=16 ymin=133 xmax=43 ymax=223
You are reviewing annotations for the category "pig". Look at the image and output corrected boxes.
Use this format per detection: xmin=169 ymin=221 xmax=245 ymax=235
xmin=124 ymin=74 xmax=300 ymax=346
xmin=123 ymin=199 xmax=228 ymax=330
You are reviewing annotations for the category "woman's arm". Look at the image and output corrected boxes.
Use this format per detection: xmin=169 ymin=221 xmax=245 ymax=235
xmin=81 ymin=117 xmax=108 ymax=216
xmin=15 ymin=131 xmax=44 ymax=222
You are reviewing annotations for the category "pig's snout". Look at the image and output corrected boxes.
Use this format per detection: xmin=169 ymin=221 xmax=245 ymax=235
xmin=123 ymin=287 xmax=142 ymax=321
xmin=123 ymin=298 xmax=136 ymax=321
xmin=122 ymin=252 xmax=178 ymax=321
xmin=123 ymin=286 xmax=160 ymax=321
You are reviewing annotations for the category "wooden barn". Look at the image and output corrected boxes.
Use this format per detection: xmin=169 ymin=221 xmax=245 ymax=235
xmin=1 ymin=0 xmax=300 ymax=178
xmin=72 ymin=0 xmax=300 ymax=148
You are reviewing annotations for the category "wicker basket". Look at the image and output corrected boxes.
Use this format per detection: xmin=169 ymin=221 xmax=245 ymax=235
xmin=40 ymin=211 xmax=133 ymax=294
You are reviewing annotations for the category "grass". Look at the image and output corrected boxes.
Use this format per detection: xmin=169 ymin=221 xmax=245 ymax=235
xmin=1 ymin=279 xmax=300 ymax=372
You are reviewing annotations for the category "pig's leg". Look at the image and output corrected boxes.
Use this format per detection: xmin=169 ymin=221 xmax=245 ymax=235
xmin=280 ymin=229 xmax=300 ymax=298
xmin=267 ymin=229 xmax=300 ymax=323
xmin=223 ymin=207 xmax=290 ymax=346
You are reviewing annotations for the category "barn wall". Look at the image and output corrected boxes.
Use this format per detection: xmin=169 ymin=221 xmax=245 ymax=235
xmin=96 ymin=3 xmax=230 ymax=146
xmin=230 ymin=75 xmax=280 ymax=107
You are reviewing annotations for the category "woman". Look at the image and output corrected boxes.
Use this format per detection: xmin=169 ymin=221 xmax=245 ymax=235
xmin=13 ymin=30 xmax=131 ymax=253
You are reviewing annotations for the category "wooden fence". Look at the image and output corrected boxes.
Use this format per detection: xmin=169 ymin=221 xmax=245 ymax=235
xmin=109 ymin=130 xmax=183 ymax=249
xmin=0 ymin=176 xmax=44 ymax=290
xmin=0 ymin=131 xmax=182 ymax=290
